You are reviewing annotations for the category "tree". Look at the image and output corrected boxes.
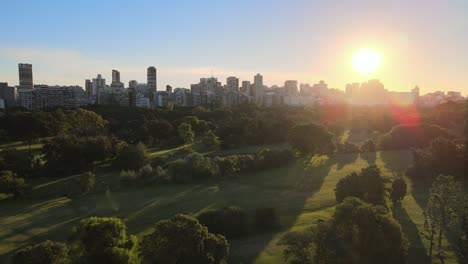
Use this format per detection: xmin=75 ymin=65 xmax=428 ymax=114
xmin=288 ymin=123 xmax=333 ymax=154
xmin=360 ymin=139 xmax=376 ymax=152
xmin=69 ymin=217 xmax=139 ymax=264
xmin=278 ymin=221 xmax=334 ymax=264
xmin=202 ymin=131 xmax=221 ymax=151
xmin=80 ymin=172 xmax=95 ymax=195
xmin=112 ymin=143 xmax=148 ymax=171
xmin=335 ymin=166 xmax=385 ymax=205
xmin=13 ymin=240 xmax=69 ymax=264
xmin=424 ymin=175 xmax=462 ymax=263
xmin=391 ymin=178 xmax=407 ymax=205
xmin=178 ymin=123 xmax=194 ymax=144
xmin=141 ymin=214 xmax=229 ymax=264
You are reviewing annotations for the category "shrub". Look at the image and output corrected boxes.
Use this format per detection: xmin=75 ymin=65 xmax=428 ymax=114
xmin=391 ymin=178 xmax=407 ymax=205
xmin=335 ymin=166 xmax=385 ymax=205
xmin=0 ymin=170 xmax=28 ymax=198
xmin=336 ymin=141 xmax=360 ymax=153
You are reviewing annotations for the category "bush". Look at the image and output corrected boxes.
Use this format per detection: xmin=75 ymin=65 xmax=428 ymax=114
xmin=168 ymin=153 xmax=218 ymax=183
xmin=254 ymin=208 xmax=281 ymax=232
xmin=120 ymin=165 xmax=167 ymax=187
xmin=197 ymin=207 xmax=249 ymax=238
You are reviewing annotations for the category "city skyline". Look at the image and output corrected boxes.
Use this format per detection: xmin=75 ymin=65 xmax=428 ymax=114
xmin=1 ymin=0 xmax=467 ymax=94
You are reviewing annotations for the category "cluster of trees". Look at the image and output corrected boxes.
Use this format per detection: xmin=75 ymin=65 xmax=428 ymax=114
xmin=378 ymin=124 xmax=449 ymax=150
xmin=279 ymin=166 xmax=410 ymax=263
xmin=407 ymin=137 xmax=465 ymax=181
xmin=278 ymin=197 xmax=407 ymax=264
xmin=13 ymin=214 xmax=229 ymax=264
xmin=196 ymin=207 xmax=280 ymax=239
xmin=167 ymin=149 xmax=295 ymax=184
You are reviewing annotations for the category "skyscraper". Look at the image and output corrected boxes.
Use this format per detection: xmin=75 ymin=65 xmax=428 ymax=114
xmin=112 ymin=70 xmax=120 ymax=84
xmin=0 ymin=82 xmax=16 ymax=109
xmin=85 ymin=79 xmax=92 ymax=97
xmin=18 ymin=63 xmax=33 ymax=89
xmin=284 ymin=80 xmax=298 ymax=94
xmin=147 ymin=66 xmax=157 ymax=93
xmin=241 ymin=81 xmax=251 ymax=95
xmin=226 ymin=77 xmax=239 ymax=92
xmin=254 ymin=74 xmax=264 ymax=103
xmin=92 ymin=74 xmax=106 ymax=95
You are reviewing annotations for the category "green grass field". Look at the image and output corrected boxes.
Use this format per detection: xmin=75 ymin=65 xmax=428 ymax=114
xmin=0 ymin=146 xmax=460 ymax=263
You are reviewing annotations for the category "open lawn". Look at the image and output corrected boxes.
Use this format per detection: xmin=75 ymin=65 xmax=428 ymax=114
xmin=0 ymin=148 xmax=460 ymax=263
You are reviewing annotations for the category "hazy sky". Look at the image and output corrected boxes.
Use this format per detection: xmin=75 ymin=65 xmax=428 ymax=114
xmin=1 ymin=0 xmax=467 ymax=94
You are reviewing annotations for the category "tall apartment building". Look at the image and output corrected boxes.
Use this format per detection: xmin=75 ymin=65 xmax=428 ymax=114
xmin=18 ymin=63 xmax=33 ymax=89
xmin=92 ymin=74 xmax=106 ymax=95
xmin=254 ymin=73 xmax=264 ymax=103
xmin=241 ymin=81 xmax=251 ymax=95
xmin=85 ymin=79 xmax=92 ymax=97
xmin=0 ymin=82 xmax=16 ymax=109
xmin=226 ymin=77 xmax=239 ymax=92
xmin=284 ymin=80 xmax=298 ymax=94
xmin=111 ymin=70 xmax=124 ymax=88
xmin=147 ymin=66 xmax=157 ymax=93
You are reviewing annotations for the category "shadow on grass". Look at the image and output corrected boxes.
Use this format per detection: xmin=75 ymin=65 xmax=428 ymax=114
xmin=392 ymin=205 xmax=429 ymax=264
xmin=0 ymin=154 xmax=336 ymax=263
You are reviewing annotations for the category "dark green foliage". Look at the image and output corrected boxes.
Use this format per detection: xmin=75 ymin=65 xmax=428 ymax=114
xmin=391 ymin=178 xmax=407 ymax=205
xmin=202 ymin=131 xmax=221 ymax=151
xmin=0 ymin=148 xmax=38 ymax=178
xmin=141 ymin=214 xmax=229 ymax=264
xmin=69 ymin=217 xmax=139 ymax=264
xmin=378 ymin=124 xmax=448 ymax=150
xmin=43 ymin=136 xmax=120 ymax=176
xmin=360 ymin=139 xmax=376 ymax=152
xmin=112 ymin=143 xmax=148 ymax=171
xmin=178 ymin=123 xmax=194 ymax=144
xmin=254 ymin=208 xmax=281 ymax=232
xmin=288 ymin=123 xmax=333 ymax=154
xmin=335 ymin=166 xmax=385 ymax=205
xmin=336 ymin=141 xmax=360 ymax=153
xmin=197 ymin=207 xmax=249 ymax=238
xmin=253 ymin=148 xmax=295 ymax=171
xmin=0 ymin=170 xmax=28 ymax=198
xmin=120 ymin=165 xmax=168 ymax=186
xmin=13 ymin=240 xmax=69 ymax=264
xmin=213 ymin=156 xmax=238 ymax=177
xmin=278 ymin=222 xmax=334 ymax=264
xmin=279 ymin=198 xmax=407 ymax=264
xmin=407 ymin=137 xmax=464 ymax=181
xmin=168 ymin=153 xmax=218 ymax=183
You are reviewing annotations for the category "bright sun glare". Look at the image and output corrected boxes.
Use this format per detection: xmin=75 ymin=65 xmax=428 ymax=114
xmin=352 ymin=49 xmax=381 ymax=74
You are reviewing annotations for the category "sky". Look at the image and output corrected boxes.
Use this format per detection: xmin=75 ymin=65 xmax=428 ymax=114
xmin=1 ymin=0 xmax=467 ymax=94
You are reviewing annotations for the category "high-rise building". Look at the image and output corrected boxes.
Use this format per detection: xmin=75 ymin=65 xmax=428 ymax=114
xmin=284 ymin=80 xmax=298 ymax=94
xmin=112 ymin=70 xmax=120 ymax=84
xmin=226 ymin=77 xmax=239 ymax=92
xmin=147 ymin=66 xmax=157 ymax=93
xmin=18 ymin=63 xmax=33 ymax=89
xmin=85 ymin=79 xmax=92 ymax=97
xmin=166 ymin=85 xmax=173 ymax=93
xmin=128 ymin=80 xmax=138 ymax=89
xmin=254 ymin=74 xmax=264 ymax=103
xmin=0 ymin=82 xmax=16 ymax=109
xmin=92 ymin=74 xmax=106 ymax=95
xmin=241 ymin=81 xmax=251 ymax=95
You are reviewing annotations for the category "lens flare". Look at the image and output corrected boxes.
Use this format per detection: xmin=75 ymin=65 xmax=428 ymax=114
xmin=352 ymin=49 xmax=381 ymax=74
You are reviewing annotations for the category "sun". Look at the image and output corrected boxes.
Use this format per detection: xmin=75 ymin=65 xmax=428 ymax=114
xmin=352 ymin=49 xmax=381 ymax=74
